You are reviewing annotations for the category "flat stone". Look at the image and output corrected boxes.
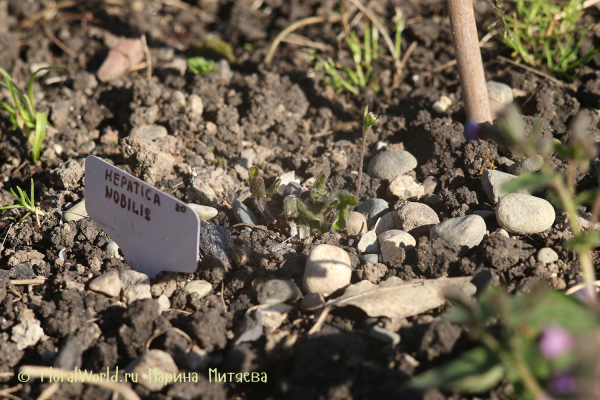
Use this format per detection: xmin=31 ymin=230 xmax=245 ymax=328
xmin=346 ymin=211 xmax=368 ymax=236
xmin=121 ymin=270 xmax=152 ymax=304
xmin=257 ymin=279 xmax=301 ymax=304
xmin=367 ymin=149 xmax=418 ymax=181
xmin=303 ymin=244 xmax=352 ymax=295
xmin=11 ymin=319 xmax=44 ymax=350
xmin=430 ymin=215 xmax=487 ymax=248
xmin=482 ymin=169 xmax=522 ymax=204
xmin=508 ymin=155 xmax=544 ymax=175
xmin=361 ymin=254 xmax=379 ymax=264
xmin=356 ymin=198 xmax=390 ymax=229
xmin=357 ymin=230 xmax=379 ymax=253
xmin=188 ymin=203 xmax=218 ymax=221
xmin=537 ymin=247 xmax=559 ymax=264
xmin=495 ymin=193 xmax=555 ymax=234
xmin=63 ymin=200 xmax=88 ymax=222
xmin=395 ymin=202 xmax=439 ymax=237
xmin=199 ymin=220 xmax=234 ymax=265
xmin=126 ymin=350 xmax=178 ymax=392
xmin=388 ymin=174 xmax=425 ymax=200
xmin=89 ymin=271 xmax=121 ymax=297
xmin=233 ymin=199 xmax=258 ymax=226
xmin=422 ymin=176 xmax=440 ymax=195
xmin=157 ymin=294 xmax=170 ymax=312
xmin=184 ymin=280 xmax=212 ymax=299
xmin=300 ymin=292 xmax=325 ymax=313
xmin=378 ymin=230 xmax=415 ymax=264
xmin=105 ymin=241 xmax=120 ymax=258
xmin=129 ymin=125 xmax=168 ymax=141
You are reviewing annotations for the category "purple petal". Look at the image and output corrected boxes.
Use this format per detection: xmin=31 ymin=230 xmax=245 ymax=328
xmin=539 ymin=325 xmax=575 ymax=359
xmin=549 ymin=372 xmax=577 ymax=396
xmin=464 ymin=120 xmax=482 ymax=141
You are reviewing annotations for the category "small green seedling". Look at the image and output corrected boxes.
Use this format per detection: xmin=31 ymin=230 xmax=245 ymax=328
xmin=0 ymin=179 xmax=45 ymax=227
xmin=248 ymin=168 xmax=357 ymax=241
xmin=497 ymin=0 xmax=597 ymax=78
xmin=0 ymin=66 xmax=64 ymax=161
xmin=187 ymin=57 xmax=220 ymax=75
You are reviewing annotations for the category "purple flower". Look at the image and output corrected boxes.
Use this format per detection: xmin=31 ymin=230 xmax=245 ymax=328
xmin=464 ymin=120 xmax=482 ymax=141
xmin=549 ymin=372 xmax=577 ymax=396
xmin=539 ymin=325 xmax=574 ymax=359
xmin=537 ymin=395 xmax=555 ymax=400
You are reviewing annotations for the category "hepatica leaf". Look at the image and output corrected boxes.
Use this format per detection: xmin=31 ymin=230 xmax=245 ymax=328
xmin=328 ymin=190 xmax=357 ymax=230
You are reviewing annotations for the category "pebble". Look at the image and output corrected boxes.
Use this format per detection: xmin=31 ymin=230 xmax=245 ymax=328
xmin=276 ymin=171 xmax=301 ymax=196
xmin=357 ymin=230 xmax=379 ymax=253
xmin=356 ymin=198 xmax=390 ymax=229
xmin=188 ymin=203 xmax=218 ymax=221
xmin=367 ymin=149 xmax=418 ymax=181
xmin=378 ymin=230 xmax=416 ymax=264
xmin=129 ymin=125 xmax=168 ymax=141
xmin=11 ymin=319 xmax=44 ymax=350
xmin=157 ymin=295 xmax=170 ymax=312
xmin=537 ymin=247 xmax=559 ymax=265
xmin=79 ymin=141 xmax=95 ymax=153
xmin=187 ymin=94 xmax=203 ymax=116
xmin=508 ymin=155 xmax=544 ymax=175
xmin=482 ymin=169 xmax=522 ymax=204
xmin=432 ymin=95 xmax=452 ymax=113
xmin=199 ymin=220 xmax=234 ymax=265
xmin=89 ymin=271 xmax=121 ymax=297
xmin=346 ymin=211 xmax=368 ymax=236
xmin=493 ymin=228 xmax=510 ymax=238
xmin=361 ymin=254 xmax=379 ymax=264
xmin=282 ymin=181 xmax=303 ymax=198
xmin=487 ymin=81 xmax=514 ymax=116
xmin=126 ymin=350 xmax=178 ymax=392
xmin=300 ymin=292 xmax=325 ymax=313
xmin=374 ymin=141 xmax=388 ymax=151
xmin=63 ymin=200 xmax=88 ymax=222
xmin=388 ymin=174 xmax=425 ymax=200
xmin=395 ymin=202 xmax=440 ymax=236
xmin=257 ymin=279 xmax=301 ymax=304
xmin=422 ymin=176 xmax=440 ymax=195
xmin=430 ymin=215 xmax=487 ymax=248
xmin=495 ymin=193 xmax=555 ymax=234
xmin=369 ymin=326 xmax=401 ymax=346
xmin=233 ymin=199 xmax=258 ymax=226
xmin=303 ymin=244 xmax=352 ymax=295
xmin=374 ymin=212 xmax=397 ymax=235
xmin=105 ymin=241 xmax=120 ymax=258
xmin=184 ymin=280 xmax=212 ymax=299
xmin=256 ymin=304 xmax=293 ymax=332
xmin=170 ymin=90 xmax=186 ymax=107
xmin=120 ymin=270 xmax=152 ymax=304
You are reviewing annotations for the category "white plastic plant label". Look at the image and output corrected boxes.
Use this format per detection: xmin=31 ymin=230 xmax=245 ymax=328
xmin=85 ymin=156 xmax=199 ymax=278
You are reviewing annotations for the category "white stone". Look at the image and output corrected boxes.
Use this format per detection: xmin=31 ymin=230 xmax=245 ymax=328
xmin=495 ymin=193 xmax=555 ymax=234
xmin=121 ymin=270 xmax=152 ymax=304
xmin=395 ymin=202 xmax=439 ymax=236
xmin=187 ymin=94 xmax=203 ymax=116
xmin=126 ymin=350 xmax=178 ymax=391
xmin=303 ymin=244 xmax=352 ymax=295
xmin=188 ymin=203 xmax=218 ymax=221
xmin=89 ymin=271 xmax=121 ymax=297
xmin=357 ymin=230 xmax=379 ymax=253
xmin=105 ymin=241 xmax=120 ymax=258
xmin=388 ymin=174 xmax=425 ymax=200
xmin=63 ymin=200 xmax=88 ymax=222
xmin=430 ymin=215 xmax=487 ymax=248
xmin=346 ymin=211 xmax=368 ymax=236
xmin=378 ymin=230 xmax=416 ymax=264
xmin=374 ymin=212 xmax=397 ymax=236
xmin=157 ymin=294 xmax=170 ymax=312
xmin=537 ymin=247 xmax=559 ymax=265
xmin=432 ymin=95 xmax=452 ymax=113
xmin=255 ymin=303 xmax=294 ymax=332
xmin=11 ymin=319 xmax=44 ymax=350
xmin=184 ymin=280 xmax=212 ymax=299
xmin=482 ymin=169 xmax=522 ymax=204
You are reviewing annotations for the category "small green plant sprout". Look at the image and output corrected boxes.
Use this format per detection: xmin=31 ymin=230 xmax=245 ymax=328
xmin=249 ymin=167 xmax=281 ymax=224
xmin=187 ymin=56 xmax=220 ymax=75
xmin=411 ymin=285 xmax=599 ymax=399
xmin=355 ymin=105 xmax=381 ymax=198
xmin=0 ymin=66 xmax=64 ymax=161
xmin=497 ymin=0 xmax=597 ymax=78
xmin=283 ymin=174 xmax=357 ymax=240
xmin=0 ymin=179 xmax=45 ymax=227
xmin=310 ymin=19 xmax=384 ymax=94
xmin=466 ymin=105 xmax=598 ymax=299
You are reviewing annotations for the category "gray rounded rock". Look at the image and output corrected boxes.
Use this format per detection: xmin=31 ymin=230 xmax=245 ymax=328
xmin=495 ymin=193 xmax=555 ymax=234
xmin=184 ymin=280 xmax=212 ymax=299
xmin=233 ymin=200 xmax=258 ymax=225
xmin=508 ymin=155 xmax=544 ymax=175
xmin=430 ymin=215 xmax=487 ymax=248
xmin=482 ymin=169 xmax=520 ymax=204
xmin=257 ymin=279 xmax=301 ymax=305
xmin=367 ymin=149 xmax=418 ymax=181
xmin=356 ymin=198 xmax=389 ymax=229
xmin=394 ymin=202 xmax=439 ymax=237
xmin=537 ymin=247 xmax=558 ymax=264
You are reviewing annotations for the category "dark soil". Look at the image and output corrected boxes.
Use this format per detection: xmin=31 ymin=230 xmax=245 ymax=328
xmin=1 ymin=0 xmax=600 ymax=399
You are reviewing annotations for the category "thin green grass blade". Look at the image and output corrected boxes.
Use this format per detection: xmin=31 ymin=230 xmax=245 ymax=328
xmin=28 ymin=67 xmax=64 ymax=115
xmin=31 ymin=112 xmax=47 ymax=161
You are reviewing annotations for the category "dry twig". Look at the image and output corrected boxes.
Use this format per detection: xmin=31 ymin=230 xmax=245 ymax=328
xmin=497 ymin=55 xmax=564 ymax=86
xmin=42 ymin=21 xmax=77 ymax=58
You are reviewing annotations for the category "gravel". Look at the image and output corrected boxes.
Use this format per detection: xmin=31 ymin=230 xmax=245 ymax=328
xmin=378 ymin=230 xmax=416 ymax=264
xmin=257 ymin=279 xmax=301 ymax=304
xmin=482 ymin=169 xmax=520 ymax=204
xmin=357 ymin=230 xmax=380 ymax=253
xmin=367 ymin=149 xmax=418 ymax=181
xmin=430 ymin=215 xmax=487 ymax=248
xmin=388 ymin=174 xmax=425 ymax=200
xmin=508 ymin=155 xmax=544 ymax=175
xmin=303 ymin=244 xmax=352 ymax=295
xmin=120 ymin=270 xmax=152 ymax=304
xmin=495 ymin=193 xmax=556 ymax=234
xmin=346 ymin=211 xmax=368 ymax=236
xmin=395 ymin=202 xmax=440 ymax=237
xmin=88 ymin=270 xmax=121 ymax=297
xmin=184 ymin=280 xmax=213 ymax=299
xmin=356 ymin=198 xmax=390 ymax=230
